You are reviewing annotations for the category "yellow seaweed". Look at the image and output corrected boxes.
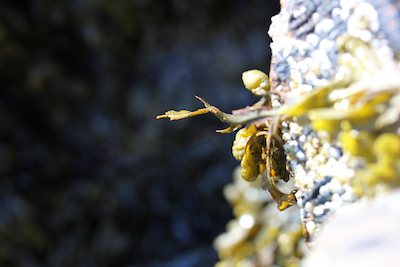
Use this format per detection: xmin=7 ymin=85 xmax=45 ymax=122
xmin=232 ymin=125 xmax=258 ymax=161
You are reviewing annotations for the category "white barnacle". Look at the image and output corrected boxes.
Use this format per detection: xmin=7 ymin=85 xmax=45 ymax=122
xmin=348 ymin=2 xmax=379 ymax=36
xmin=315 ymin=19 xmax=335 ymax=35
xmin=319 ymin=38 xmax=334 ymax=53
xmin=311 ymin=12 xmax=320 ymax=22
xmin=331 ymin=7 xmax=342 ymax=22
xmin=313 ymin=205 xmax=325 ymax=216
xmin=306 ymin=33 xmax=319 ymax=47
xmin=306 ymin=221 xmax=316 ymax=234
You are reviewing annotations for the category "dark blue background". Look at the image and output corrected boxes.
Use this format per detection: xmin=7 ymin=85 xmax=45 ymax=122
xmin=0 ymin=0 xmax=279 ymax=266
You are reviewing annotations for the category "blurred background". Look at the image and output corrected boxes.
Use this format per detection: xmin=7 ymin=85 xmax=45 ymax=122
xmin=0 ymin=0 xmax=279 ymax=266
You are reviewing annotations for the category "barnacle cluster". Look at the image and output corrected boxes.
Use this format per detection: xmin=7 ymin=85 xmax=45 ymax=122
xmin=266 ymin=0 xmax=400 ymax=246
xmin=158 ymin=0 xmax=400 ymax=264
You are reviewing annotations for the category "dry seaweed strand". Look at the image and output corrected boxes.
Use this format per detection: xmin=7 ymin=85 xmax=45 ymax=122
xmin=157 ymin=69 xmax=300 ymax=211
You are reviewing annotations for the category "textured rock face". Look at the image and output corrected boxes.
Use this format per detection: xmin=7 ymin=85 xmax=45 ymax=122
xmin=268 ymin=0 xmax=400 ymax=245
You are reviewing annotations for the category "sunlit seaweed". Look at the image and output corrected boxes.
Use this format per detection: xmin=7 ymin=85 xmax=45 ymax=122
xmin=157 ymin=34 xmax=400 ymax=266
xmin=157 ymin=69 xmax=298 ymax=211
xmin=158 ymin=35 xmax=400 ymax=199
